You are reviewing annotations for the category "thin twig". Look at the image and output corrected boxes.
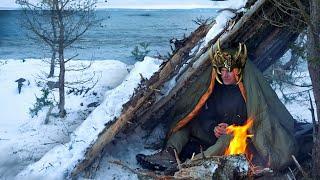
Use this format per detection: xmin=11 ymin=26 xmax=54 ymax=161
xmin=41 ymin=142 xmax=59 ymax=146
xmin=149 ymin=86 xmax=161 ymax=92
xmin=291 ymin=155 xmax=308 ymax=178
xmin=109 ymin=160 xmax=173 ymax=179
xmin=200 ymin=145 xmax=206 ymax=160
xmin=309 ymin=91 xmax=317 ymax=144
xmin=288 ymin=167 xmax=297 ymax=180
xmin=44 ymin=105 xmax=54 ymax=124
xmin=190 ymin=152 xmax=195 ymax=161
xmin=173 ymin=149 xmax=182 ymax=170
xmin=47 ymin=137 xmax=68 ymax=148
xmin=64 ymin=54 xmax=79 ymax=63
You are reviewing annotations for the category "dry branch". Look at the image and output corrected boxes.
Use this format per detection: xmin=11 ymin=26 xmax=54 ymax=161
xmin=291 ymin=155 xmax=308 ymax=178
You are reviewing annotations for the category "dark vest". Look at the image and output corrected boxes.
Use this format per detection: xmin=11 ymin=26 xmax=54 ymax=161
xmin=196 ymin=82 xmax=247 ymax=136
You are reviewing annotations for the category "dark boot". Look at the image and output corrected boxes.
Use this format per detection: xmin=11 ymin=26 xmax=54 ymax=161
xmin=136 ymin=147 xmax=178 ymax=173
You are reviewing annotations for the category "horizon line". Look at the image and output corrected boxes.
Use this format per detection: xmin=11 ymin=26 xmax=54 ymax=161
xmin=0 ymin=6 xmax=223 ymax=10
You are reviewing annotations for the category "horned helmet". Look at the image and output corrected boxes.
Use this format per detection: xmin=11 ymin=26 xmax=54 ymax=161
xmin=209 ymin=40 xmax=247 ymax=84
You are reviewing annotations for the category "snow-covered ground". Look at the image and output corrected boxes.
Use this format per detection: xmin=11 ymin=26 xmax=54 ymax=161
xmin=0 ymin=56 xmax=313 ymax=179
xmin=0 ymin=57 xmax=163 ymax=180
xmin=0 ymin=58 xmax=132 ymax=179
xmin=14 ymin=56 xmax=161 ymax=179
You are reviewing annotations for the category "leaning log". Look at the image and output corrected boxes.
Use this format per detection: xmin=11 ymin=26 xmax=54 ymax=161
xmin=70 ymin=21 xmax=213 ymax=177
xmin=70 ymin=0 xmax=307 ymax=177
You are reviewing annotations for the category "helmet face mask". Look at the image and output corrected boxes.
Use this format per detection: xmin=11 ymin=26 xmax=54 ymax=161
xmin=210 ymin=40 xmax=247 ymax=84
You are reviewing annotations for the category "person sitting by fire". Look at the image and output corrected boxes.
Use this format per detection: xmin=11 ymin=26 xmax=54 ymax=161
xmin=136 ymin=41 xmax=297 ymax=173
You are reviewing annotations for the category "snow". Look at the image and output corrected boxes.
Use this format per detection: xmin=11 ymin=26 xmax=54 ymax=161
xmin=0 ymin=57 xmax=162 ymax=179
xmin=13 ymin=56 xmax=161 ymax=179
xmin=268 ymin=51 xmax=316 ymax=122
xmin=0 ymin=58 xmax=128 ymax=179
xmin=205 ymin=0 xmax=248 ymax=44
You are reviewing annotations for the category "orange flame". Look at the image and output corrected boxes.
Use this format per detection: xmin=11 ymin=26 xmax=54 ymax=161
xmin=224 ymin=118 xmax=254 ymax=155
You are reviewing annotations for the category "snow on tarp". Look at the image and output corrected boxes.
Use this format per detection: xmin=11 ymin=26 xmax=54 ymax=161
xmin=205 ymin=0 xmax=248 ymax=44
xmin=16 ymin=57 xmax=162 ymax=179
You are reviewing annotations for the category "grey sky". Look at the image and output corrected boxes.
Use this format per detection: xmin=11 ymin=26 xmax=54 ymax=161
xmin=0 ymin=0 xmax=228 ymax=9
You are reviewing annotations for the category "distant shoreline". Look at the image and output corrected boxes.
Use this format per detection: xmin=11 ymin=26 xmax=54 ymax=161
xmin=0 ymin=7 xmax=222 ymax=11
xmin=0 ymin=8 xmax=217 ymax=61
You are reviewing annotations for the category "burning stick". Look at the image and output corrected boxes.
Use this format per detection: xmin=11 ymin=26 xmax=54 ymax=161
xmin=200 ymin=145 xmax=206 ymax=159
xmin=191 ymin=152 xmax=195 ymax=161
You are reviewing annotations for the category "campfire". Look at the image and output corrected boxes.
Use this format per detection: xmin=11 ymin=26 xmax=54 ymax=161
xmin=173 ymin=118 xmax=275 ymax=179
xmin=224 ymin=118 xmax=254 ymax=157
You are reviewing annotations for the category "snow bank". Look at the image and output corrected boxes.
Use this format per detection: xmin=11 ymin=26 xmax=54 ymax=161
xmin=0 ymin=59 xmax=129 ymax=138
xmin=16 ymin=57 xmax=161 ymax=179
xmin=0 ymin=59 xmax=129 ymax=179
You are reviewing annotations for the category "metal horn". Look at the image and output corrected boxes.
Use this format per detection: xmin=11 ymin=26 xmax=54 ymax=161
xmin=236 ymin=74 xmax=243 ymax=85
xmin=217 ymin=39 xmax=222 ymax=52
xmin=237 ymin=68 xmax=242 ymax=75
xmin=216 ymin=66 xmax=222 ymax=74
xmin=234 ymin=43 xmax=242 ymax=60
xmin=241 ymin=44 xmax=247 ymax=67
xmin=216 ymin=75 xmax=223 ymax=84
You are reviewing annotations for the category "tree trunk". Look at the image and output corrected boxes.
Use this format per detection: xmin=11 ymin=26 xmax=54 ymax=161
xmin=309 ymin=60 xmax=320 ymax=180
xmin=58 ymin=3 xmax=66 ymax=118
xmin=308 ymin=0 xmax=320 ymax=125
xmin=48 ymin=50 xmax=56 ymax=78
xmin=48 ymin=8 xmax=57 ymax=78
xmin=308 ymin=0 xmax=320 ymax=178
xmin=58 ymin=45 xmax=66 ymax=118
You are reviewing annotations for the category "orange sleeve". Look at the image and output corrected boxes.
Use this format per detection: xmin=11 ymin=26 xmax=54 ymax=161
xmin=169 ymin=69 xmax=216 ymax=135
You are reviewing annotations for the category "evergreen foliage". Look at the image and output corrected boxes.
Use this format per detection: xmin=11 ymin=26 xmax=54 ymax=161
xmin=131 ymin=42 xmax=150 ymax=61
xmin=29 ymin=88 xmax=54 ymax=117
xmin=264 ymin=37 xmax=312 ymax=105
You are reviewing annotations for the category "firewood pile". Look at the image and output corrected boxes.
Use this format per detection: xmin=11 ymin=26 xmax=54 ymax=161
xmin=174 ymin=155 xmax=248 ymax=179
xmin=109 ymin=154 xmax=274 ymax=180
xmin=173 ymin=154 xmax=273 ymax=180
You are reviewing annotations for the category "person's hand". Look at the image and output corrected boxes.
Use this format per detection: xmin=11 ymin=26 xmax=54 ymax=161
xmin=214 ymin=123 xmax=229 ymax=138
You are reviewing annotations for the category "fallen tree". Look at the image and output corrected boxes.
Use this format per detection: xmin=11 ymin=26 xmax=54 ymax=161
xmin=70 ymin=0 xmax=310 ymax=178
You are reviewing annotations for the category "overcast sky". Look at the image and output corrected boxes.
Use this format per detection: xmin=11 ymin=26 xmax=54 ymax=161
xmin=0 ymin=0 xmax=228 ymax=9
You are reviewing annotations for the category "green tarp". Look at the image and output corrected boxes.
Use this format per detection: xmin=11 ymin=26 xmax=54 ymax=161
xmin=167 ymin=60 xmax=297 ymax=170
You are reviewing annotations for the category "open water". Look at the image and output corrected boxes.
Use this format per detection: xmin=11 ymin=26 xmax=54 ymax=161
xmin=0 ymin=9 xmax=217 ymax=64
